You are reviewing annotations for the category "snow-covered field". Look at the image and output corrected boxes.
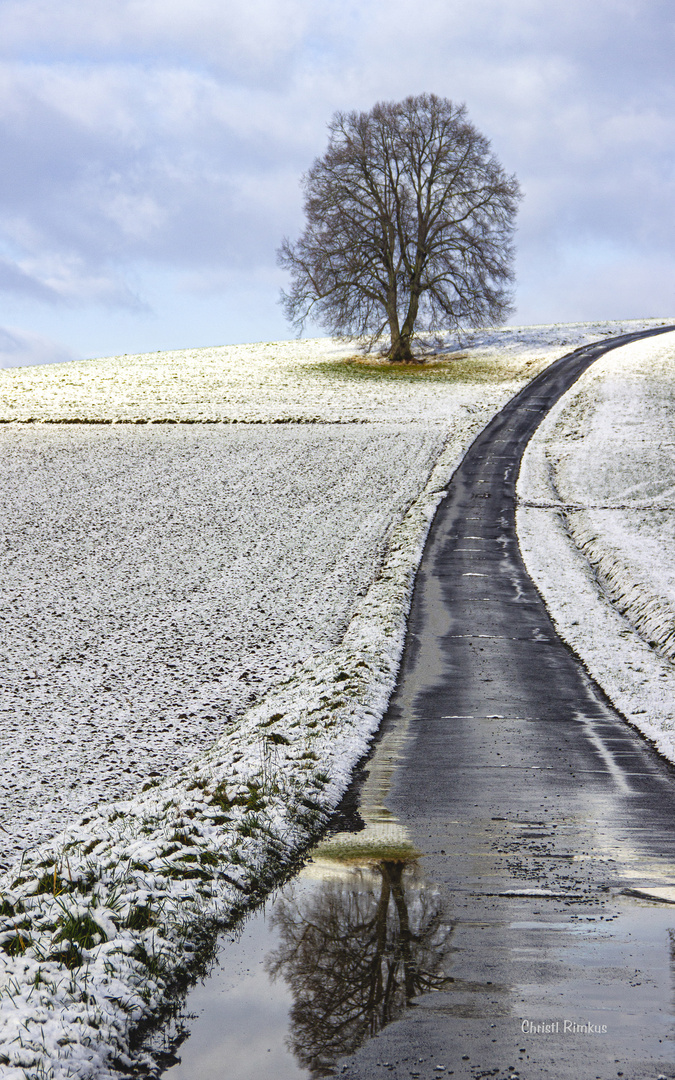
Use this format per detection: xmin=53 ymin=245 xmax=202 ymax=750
xmin=0 ymin=333 xmax=536 ymax=424
xmin=518 ymin=328 xmax=675 ymax=760
xmin=0 ymin=423 xmax=451 ymax=860
xmin=0 ymin=320 xmax=667 ymax=425
xmin=0 ymin=318 xmax=672 ymax=1079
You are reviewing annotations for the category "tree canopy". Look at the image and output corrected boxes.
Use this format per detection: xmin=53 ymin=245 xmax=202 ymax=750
xmin=278 ymin=93 xmax=521 ymax=361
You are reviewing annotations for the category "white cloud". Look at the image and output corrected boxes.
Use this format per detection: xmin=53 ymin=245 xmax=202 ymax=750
xmin=0 ymin=0 xmax=317 ymax=74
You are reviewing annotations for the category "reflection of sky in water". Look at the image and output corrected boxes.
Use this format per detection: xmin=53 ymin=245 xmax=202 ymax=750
xmin=158 ymin=893 xmax=309 ymax=1080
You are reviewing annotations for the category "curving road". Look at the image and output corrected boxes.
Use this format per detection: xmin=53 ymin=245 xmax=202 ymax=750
xmin=339 ymin=326 xmax=675 ymax=1080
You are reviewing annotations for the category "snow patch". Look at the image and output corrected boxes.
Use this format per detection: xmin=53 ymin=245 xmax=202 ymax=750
xmin=517 ymin=329 xmax=675 ymax=761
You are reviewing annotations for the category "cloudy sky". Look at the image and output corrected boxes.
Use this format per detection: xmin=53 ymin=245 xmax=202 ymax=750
xmin=0 ymin=0 xmax=673 ymax=366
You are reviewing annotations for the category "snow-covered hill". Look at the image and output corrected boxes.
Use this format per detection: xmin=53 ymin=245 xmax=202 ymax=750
xmin=0 ymin=318 xmax=672 ymax=1079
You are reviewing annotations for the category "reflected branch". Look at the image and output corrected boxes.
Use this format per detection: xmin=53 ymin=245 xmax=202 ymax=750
xmin=266 ymin=859 xmax=453 ymax=1077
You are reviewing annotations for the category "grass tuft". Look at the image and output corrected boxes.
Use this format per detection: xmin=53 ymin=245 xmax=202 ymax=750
xmin=34 ymin=869 xmax=73 ymax=897
xmin=1 ymin=927 xmax=31 ymax=957
xmin=123 ymin=904 xmax=155 ymax=931
xmin=50 ymin=910 xmax=109 ymax=967
xmin=265 ymin=731 xmax=289 ymax=746
xmin=207 ymin=781 xmax=231 ymax=811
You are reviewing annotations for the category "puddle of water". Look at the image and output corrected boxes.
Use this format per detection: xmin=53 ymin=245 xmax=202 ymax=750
xmin=153 ymin=847 xmax=451 ymax=1078
xmin=156 ymin=905 xmax=304 ymax=1080
xmin=157 ymin=856 xmax=452 ymax=1079
xmin=148 ymin=713 xmax=452 ymax=1078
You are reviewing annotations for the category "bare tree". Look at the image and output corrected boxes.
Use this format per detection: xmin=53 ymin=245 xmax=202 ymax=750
xmin=278 ymin=93 xmax=521 ymax=362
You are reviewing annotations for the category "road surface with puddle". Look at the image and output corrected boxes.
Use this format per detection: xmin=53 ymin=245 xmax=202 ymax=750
xmin=148 ymin=326 xmax=675 ymax=1080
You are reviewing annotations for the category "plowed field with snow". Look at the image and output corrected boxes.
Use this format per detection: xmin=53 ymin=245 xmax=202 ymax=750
xmin=0 ymin=423 xmax=445 ymax=858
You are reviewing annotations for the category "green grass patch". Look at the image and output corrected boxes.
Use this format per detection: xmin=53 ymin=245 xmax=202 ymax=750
xmin=231 ymin=781 xmax=267 ymax=811
xmin=237 ymin=815 xmax=262 ymax=837
xmin=207 ymin=780 xmax=231 ymax=811
xmin=132 ymin=942 xmax=169 ymax=980
xmin=261 ymin=713 xmax=285 ymax=726
xmin=264 ymin=731 xmax=290 ymax=746
xmin=123 ymin=904 xmax=156 ymax=931
xmin=305 ymin=352 xmax=547 ymax=385
xmin=187 ymin=776 xmax=209 ymax=792
xmin=50 ymin=910 xmax=108 ymax=967
xmin=312 ymin=837 xmax=422 ymax=864
xmin=170 ymin=830 xmax=195 ymax=846
xmin=1 ymin=926 xmax=31 ymax=957
xmin=34 ymin=870 xmax=74 ymax=897
xmin=165 ymin=865 xmax=211 ymax=881
xmin=199 ymin=849 xmax=221 ymax=868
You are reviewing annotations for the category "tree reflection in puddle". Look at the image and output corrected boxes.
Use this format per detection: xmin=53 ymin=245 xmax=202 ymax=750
xmin=266 ymin=846 xmax=454 ymax=1077
xmin=153 ymin=826 xmax=453 ymax=1079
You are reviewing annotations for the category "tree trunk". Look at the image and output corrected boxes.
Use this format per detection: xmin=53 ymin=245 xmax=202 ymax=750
xmin=387 ymin=288 xmax=420 ymax=362
xmin=385 ymin=292 xmax=414 ymax=361
xmin=386 ymin=326 xmax=414 ymax=362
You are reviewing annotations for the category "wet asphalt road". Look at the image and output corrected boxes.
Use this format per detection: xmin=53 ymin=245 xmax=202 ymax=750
xmin=338 ymin=327 xmax=675 ymax=1080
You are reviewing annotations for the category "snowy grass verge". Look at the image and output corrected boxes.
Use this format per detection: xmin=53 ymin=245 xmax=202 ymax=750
xmin=517 ymin=329 xmax=675 ymax=761
xmin=0 ymin=432 xmax=465 ymax=1080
